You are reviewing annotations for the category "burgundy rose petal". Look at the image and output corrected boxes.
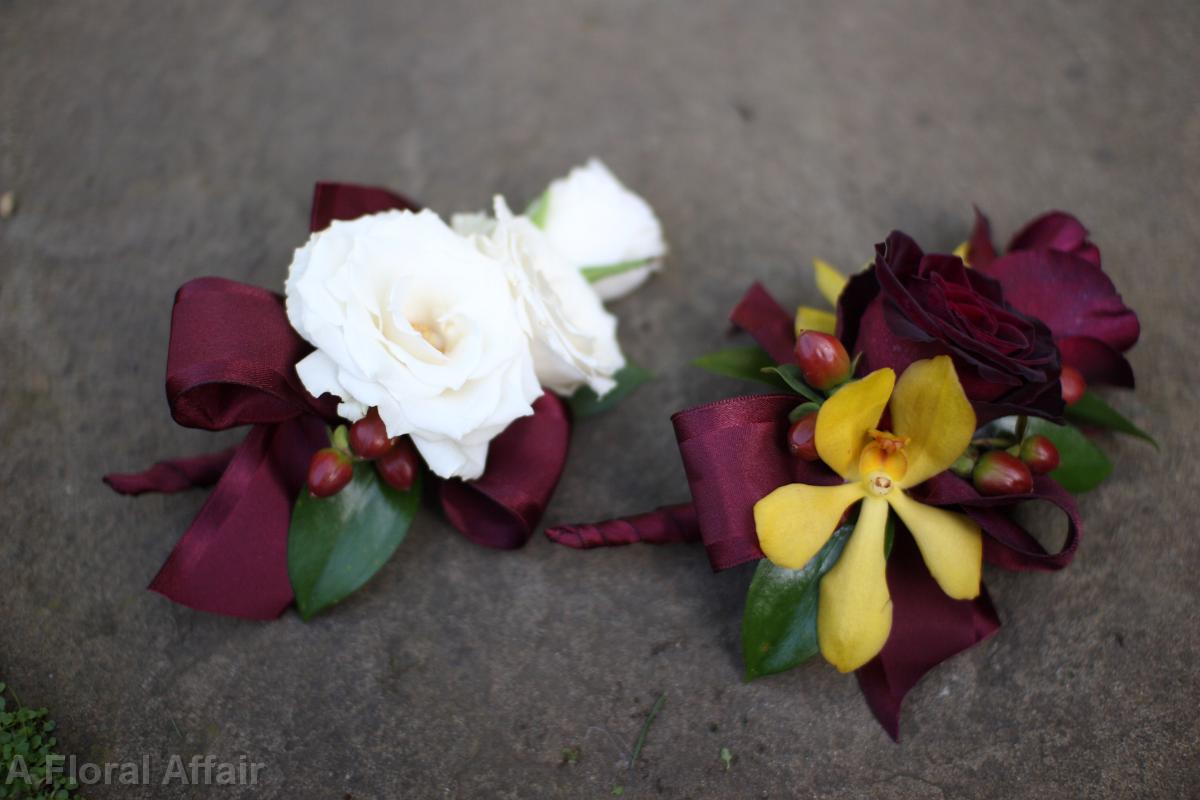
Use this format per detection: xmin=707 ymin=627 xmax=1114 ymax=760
xmin=837 ymin=265 xmax=883 ymax=358
xmin=1006 ymin=210 xmax=1098 ymax=264
xmin=982 ymin=249 xmax=1140 ymax=352
xmin=1056 ymin=335 xmax=1136 ymax=388
xmin=845 ymin=232 xmax=1064 ymax=424
xmin=966 ymin=207 xmax=997 ymax=268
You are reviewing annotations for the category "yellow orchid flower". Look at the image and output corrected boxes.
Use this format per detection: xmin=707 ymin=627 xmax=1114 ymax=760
xmin=753 ymin=355 xmax=982 ymax=673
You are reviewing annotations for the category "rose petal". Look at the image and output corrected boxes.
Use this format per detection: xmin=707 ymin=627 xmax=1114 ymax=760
xmin=1056 ymin=335 xmax=1136 ymax=387
xmin=981 ymin=249 xmax=1139 ymax=352
xmin=1006 ymin=210 xmax=1096 ymax=263
xmin=966 ymin=207 xmax=996 ymax=268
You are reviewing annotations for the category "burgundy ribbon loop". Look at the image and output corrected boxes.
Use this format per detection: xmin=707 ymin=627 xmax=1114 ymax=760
xmin=310 ymin=181 xmax=418 ymax=232
xmin=440 ymin=393 xmax=571 ymax=550
xmin=913 ymin=472 xmax=1081 ymax=572
xmin=166 ymin=277 xmax=338 ymax=430
xmin=672 ymin=394 xmax=840 ymax=570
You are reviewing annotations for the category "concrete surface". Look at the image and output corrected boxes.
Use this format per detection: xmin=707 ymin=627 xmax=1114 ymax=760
xmin=2 ymin=1 xmax=1198 ymax=797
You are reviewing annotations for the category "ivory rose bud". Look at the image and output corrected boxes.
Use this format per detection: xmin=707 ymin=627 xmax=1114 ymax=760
xmin=454 ymin=197 xmax=626 ymax=397
xmin=534 ymin=158 xmax=667 ymax=301
xmin=285 ymin=210 xmax=541 ymax=480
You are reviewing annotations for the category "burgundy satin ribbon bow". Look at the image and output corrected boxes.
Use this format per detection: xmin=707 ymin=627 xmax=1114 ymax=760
xmin=105 ymin=183 xmax=571 ymax=620
xmin=547 ymin=283 xmax=1081 ymax=739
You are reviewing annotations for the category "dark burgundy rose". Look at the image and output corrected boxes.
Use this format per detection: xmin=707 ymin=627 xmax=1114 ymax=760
xmin=966 ymin=209 xmax=1140 ymax=387
xmin=838 ymin=231 xmax=1063 ymax=424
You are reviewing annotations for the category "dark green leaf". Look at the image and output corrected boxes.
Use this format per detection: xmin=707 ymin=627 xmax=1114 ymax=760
xmin=1065 ymin=390 xmax=1157 ymax=447
xmin=693 ymin=346 xmax=786 ymax=388
xmin=580 ymin=258 xmax=652 ymax=283
xmin=567 ymin=363 xmax=653 ymax=418
xmin=761 ymin=364 xmax=824 ymax=403
xmin=741 ymin=522 xmax=853 ymax=679
xmin=288 ymin=463 xmax=422 ymax=620
xmin=1024 ymin=418 xmax=1113 ymax=493
xmin=787 ymin=401 xmax=821 ymax=423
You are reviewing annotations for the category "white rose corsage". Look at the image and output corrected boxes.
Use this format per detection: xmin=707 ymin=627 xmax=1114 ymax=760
xmin=105 ymin=160 xmax=664 ymax=620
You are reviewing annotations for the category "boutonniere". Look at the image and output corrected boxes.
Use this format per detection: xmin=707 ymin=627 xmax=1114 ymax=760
xmin=548 ymin=210 xmax=1149 ymax=738
xmin=105 ymin=159 xmax=666 ymax=620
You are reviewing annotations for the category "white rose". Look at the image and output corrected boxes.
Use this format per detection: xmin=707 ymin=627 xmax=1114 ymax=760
xmin=285 ymin=209 xmax=542 ymax=480
xmin=534 ymin=158 xmax=667 ymax=301
xmin=452 ymin=197 xmax=626 ymax=397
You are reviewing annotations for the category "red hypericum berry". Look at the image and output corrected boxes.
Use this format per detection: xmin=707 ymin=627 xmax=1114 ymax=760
xmin=972 ymin=450 xmax=1033 ymax=496
xmin=787 ymin=413 xmax=820 ymax=461
xmin=793 ymin=331 xmax=851 ymax=391
xmin=349 ymin=407 xmax=394 ymax=460
xmin=307 ymin=447 xmax=353 ymax=498
xmin=1019 ymin=435 xmax=1060 ymax=474
xmin=1060 ymin=365 xmax=1086 ymax=406
xmin=376 ymin=437 xmax=419 ymax=492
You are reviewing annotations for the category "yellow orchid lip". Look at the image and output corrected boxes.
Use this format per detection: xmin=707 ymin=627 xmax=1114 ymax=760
xmin=859 ymin=440 xmax=908 ymax=496
xmin=859 ymin=430 xmax=911 ymax=496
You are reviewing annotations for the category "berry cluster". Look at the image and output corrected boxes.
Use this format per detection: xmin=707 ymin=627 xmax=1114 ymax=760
xmin=956 ymin=434 xmax=1059 ymax=496
xmin=306 ymin=408 xmax=420 ymax=498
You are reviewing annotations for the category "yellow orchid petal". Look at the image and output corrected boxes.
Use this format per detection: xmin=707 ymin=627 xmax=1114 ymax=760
xmin=813 ymin=258 xmax=848 ymax=306
xmin=818 ymin=496 xmax=893 ymax=673
xmin=815 ymin=368 xmax=895 ymax=480
xmin=887 ymin=490 xmax=982 ymax=600
xmin=952 ymin=241 xmax=971 ymax=266
xmin=795 ymin=306 xmax=837 ymax=336
xmin=754 ymin=482 xmax=867 ymax=569
xmin=890 ymin=356 xmax=976 ymax=488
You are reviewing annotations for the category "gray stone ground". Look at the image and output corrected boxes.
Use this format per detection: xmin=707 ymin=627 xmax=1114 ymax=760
xmin=2 ymin=1 xmax=1198 ymax=797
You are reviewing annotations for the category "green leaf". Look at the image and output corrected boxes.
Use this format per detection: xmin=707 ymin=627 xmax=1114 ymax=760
xmin=525 ymin=189 xmax=550 ymax=228
xmin=580 ymin=258 xmax=652 ymax=283
xmin=288 ymin=463 xmax=422 ymax=620
xmin=1024 ymin=418 xmax=1113 ymax=493
xmin=693 ymin=346 xmax=786 ymax=388
xmin=761 ymin=364 xmax=824 ymax=403
xmin=1065 ymin=390 xmax=1157 ymax=447
xmin=787 ymin=401 xmax=821 ymax=423
xmin=741 ymin=522 xmax=853 ymax=679
xmin=567 ymin=363 xmax=653 ymax=418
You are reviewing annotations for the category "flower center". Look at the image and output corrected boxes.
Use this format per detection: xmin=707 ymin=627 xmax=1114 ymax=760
xmin=859 ymin=429 xmax=909 ymax=496
xmin=412 ymin=321 xmax=446 ymax=353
